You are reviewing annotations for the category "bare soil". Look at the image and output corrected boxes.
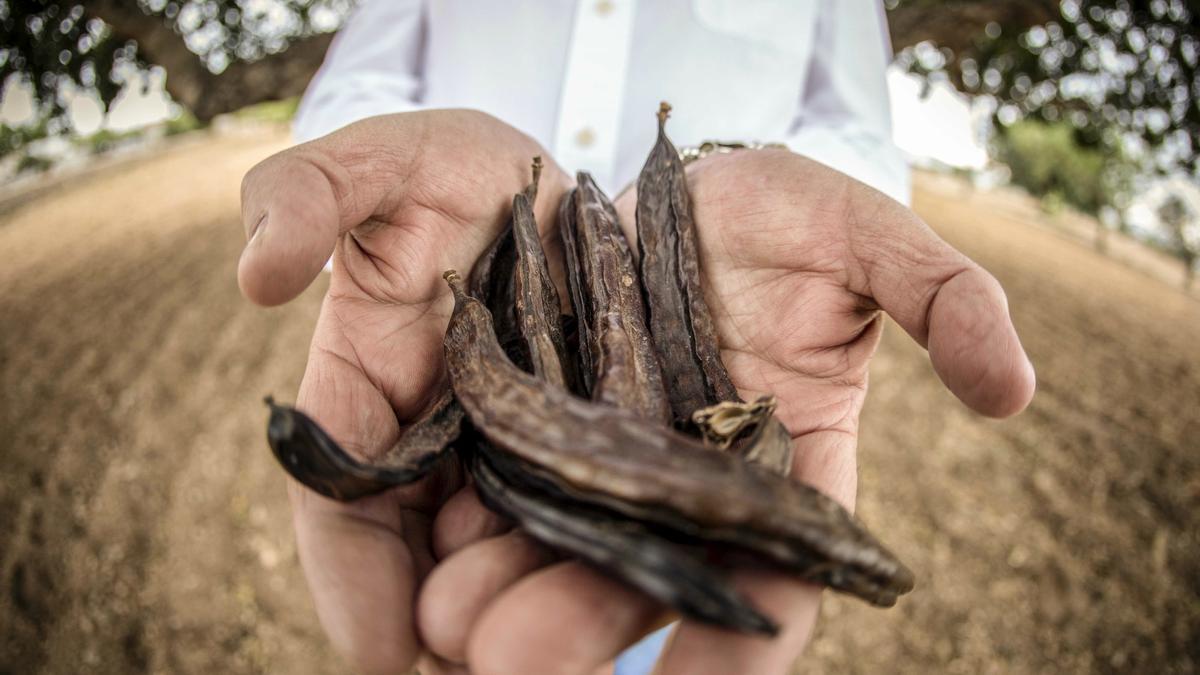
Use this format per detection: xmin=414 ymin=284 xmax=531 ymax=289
xmin=0 ymin=130 xmax=1196 ymax=674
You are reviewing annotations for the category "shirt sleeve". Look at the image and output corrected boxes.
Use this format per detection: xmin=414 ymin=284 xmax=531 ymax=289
xmin=292 ymin=0 xmax=426 ymax=142
xmin=784 ymin=0 xmax=911 ymax=205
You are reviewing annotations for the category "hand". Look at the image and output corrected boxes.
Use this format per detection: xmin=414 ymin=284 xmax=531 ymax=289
xmin=415 ymin=150 xmax=1035 ymax=674
xmin=238 ymin=110 xmax=572 ymax=674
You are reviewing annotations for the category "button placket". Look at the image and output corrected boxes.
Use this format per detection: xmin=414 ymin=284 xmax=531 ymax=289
xmin=552 ymin=0 xmax=638 ymax=191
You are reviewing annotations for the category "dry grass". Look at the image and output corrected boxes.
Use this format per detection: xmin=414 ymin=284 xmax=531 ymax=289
xmin=0 ymin=133 xmax=1196 ymax=674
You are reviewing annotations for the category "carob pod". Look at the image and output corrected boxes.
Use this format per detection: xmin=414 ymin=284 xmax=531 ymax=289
xmin=470 ymin=156 xmax=546 ymax=372
xmin=473 ymin=191 xmax=765 ymax=631
xmin=557 ymin=187 xmax=594 ymax=397
xmin=469 ymin=445 xmax=777 ymax=635
xmin=442 ymin=270 xmax=914 ymax=608
xmin=571 ymin=171 xmax=671 ymax=422
xmin=264 ymin=392 xmax=461 ymax=501
xmin=635 ymin=101 xmax=738 ymax=418
xmin=511 ymin=188 xmax=571 ymax=387
xmin=636 ymin=102 xmax=794 ymax=474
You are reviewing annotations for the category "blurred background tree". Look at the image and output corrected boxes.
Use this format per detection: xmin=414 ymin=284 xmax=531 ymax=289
xmin=888 ymin=0 xmax=1199 ymax=279
xmin=0 ymin=0 xmax=348 ymax=133
xmin=889 ymin=0 xmax=1198 ymax=177
xmin=1156 ymin=191 xmax=1199 ymax=286
xmin=0 ymin=1 xmax=1197 ymax=279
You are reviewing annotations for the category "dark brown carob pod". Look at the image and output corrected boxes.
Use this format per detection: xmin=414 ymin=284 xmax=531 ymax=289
xmin=468 ymin=447 xmax=777 ymax=635
xmin=557 ymin=187 xmax=595 ymax=397
xmin=511 ymin=189 xmax=570 ymax=387
xmin=264 ymin=393 xmax=460 ymax=501
xmin=636 ymin=102 xmax=738 ymax=422
xmin=471 ymin=156 xmax=546 ymax=372
xmin=572 ymin=171 xmax=671 ymax=422
xmin=636 ymin=102 xmax=794 ymax=474
xmin=442 ymin=270 xmax=914 ymax=607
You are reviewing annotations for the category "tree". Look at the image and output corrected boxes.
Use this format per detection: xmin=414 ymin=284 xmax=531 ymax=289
xmin=888 ymin=0 xmax=1200 ymax=179
xmin=2 ymin=0 xmax=1197 ymax=188
xmin=1157 ymin=192 xmax=1199 ymax=287
xmin=0 ymin=0 xmax=347 ymax=129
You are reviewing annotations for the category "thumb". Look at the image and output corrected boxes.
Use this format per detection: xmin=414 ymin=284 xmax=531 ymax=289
xmin=847 ymin=184 xmax=1036 ymax=418
xmin=238 ymin=142 xmax=360 ymax=306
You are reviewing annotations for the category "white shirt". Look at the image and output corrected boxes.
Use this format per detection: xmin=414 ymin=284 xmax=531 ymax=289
xmin=294 ymin=0 xmax=910 ymax=204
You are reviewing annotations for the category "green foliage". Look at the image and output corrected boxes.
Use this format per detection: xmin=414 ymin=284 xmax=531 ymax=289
xmin=231 ymin=96 xmax=299 ymax=123
xmin=0 ymin=118 xmax=49 ymax=158
xmin=80 ymin=126 xmax=138 ymax=154
xmin=164 ymin=109 xmax=202 ymax=136
xmin=994 ymin=120 xmax=1126 ymax=215
xmin=0 ymin=2 xmax=129 ymax=133
xmin=15 ymin=150 xmax=50 ymax=173
xmin=894 ymin=0 xmax=1200 ymax=178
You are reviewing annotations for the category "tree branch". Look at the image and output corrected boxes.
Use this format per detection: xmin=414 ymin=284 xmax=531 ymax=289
xmin=82 ymin=0 xmax=332 ymax=121
xmin=887 ymin=0 xmax=1059 ymax=57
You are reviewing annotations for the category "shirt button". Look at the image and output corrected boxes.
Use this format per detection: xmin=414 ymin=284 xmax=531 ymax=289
xmin=575 ymin=127 xmax=596 ymax=148
xmin=595 ymin=0 xmax=614 ymax=16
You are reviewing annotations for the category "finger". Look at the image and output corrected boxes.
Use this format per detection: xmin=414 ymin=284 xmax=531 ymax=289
xmin=291 ymin=486 xmax=425 ymax=675
xmin=431 ymin=484 xmax=511 ymax=559
xmin=418 ymin=531 xmax=555 ymax=663
xmin=289 ymin=323 xmax=454 ymax=673
xmin=657 ymin=430 xmax=858 ymax=675
xmin=844 ymin=182 xmax=1035 ymax=418
xmin=468 ymin=562 xmax=667 ymax=675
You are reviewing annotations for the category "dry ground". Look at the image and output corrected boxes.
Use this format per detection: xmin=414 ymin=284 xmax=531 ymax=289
xmin=0 ymin=129 xmax=1196 ymax=674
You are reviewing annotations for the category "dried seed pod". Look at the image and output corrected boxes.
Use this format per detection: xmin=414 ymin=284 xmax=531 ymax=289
xmin=442 ymin=270 xmax=913 ymax=607
xmin=571 ymin=171 xmax=671 ymax=422
xmin=471 ymin=156 xmax=547 ymax=372
xmin=693 ymin=397 xmax=794 ymax=476
xmin=692 ymin=397 xmax=778 ymax=450
xmin=558 ymin=187 xmax=594 ymax=397
xmin=512 ymin=190 xmax=570 ymax=387
xmin=264 ymin=393 xmax=460 ymax=501
xmin=636 ymin=102 xmax=738 ymax=422
xmin=468 ymin=447 xmax=777 ymax=635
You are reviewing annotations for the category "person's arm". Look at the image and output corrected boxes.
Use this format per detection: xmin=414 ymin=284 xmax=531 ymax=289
xmin=785 ymin=0 xmax=910 ymax=205
xmin=292 ymin=0 xmax=426 ymax=142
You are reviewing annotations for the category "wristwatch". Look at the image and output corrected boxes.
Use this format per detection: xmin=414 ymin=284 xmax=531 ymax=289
xmin=678 ymin=140 xmax=789 ymax=165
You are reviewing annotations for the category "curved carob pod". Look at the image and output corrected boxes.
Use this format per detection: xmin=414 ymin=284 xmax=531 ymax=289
xmin=572 ymin=172 xmax=671 ymax=422
xmin=469 ymin=447 xmax=777 ymax=635
xmin=442 ymin=270 xmax=914 ymax=608
xmin=264 ymin=393 xmax=461 ymax=501
xmin=635 ymin=102 xmax=793 ymax=474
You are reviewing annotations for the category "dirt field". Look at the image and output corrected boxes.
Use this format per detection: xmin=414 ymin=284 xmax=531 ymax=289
xmin=1 ymin=129 xmax=1197 ymax=674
